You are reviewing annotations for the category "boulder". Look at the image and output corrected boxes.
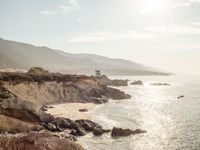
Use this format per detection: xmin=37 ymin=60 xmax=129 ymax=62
xmin=177 ymin=95 xmax=184 ymax=99
xmin=75 ymin=119 xmax=110 ymax=136
xmin=75 ymin=119 xmax=102 ymax=132
xmin=102 ymin=129 xmax=111 ymax=133
xmin=78 ymin=109 xmax=88 ymax=112
xmin=76 ymin=127 xmax=87 ymax=136
xmin=39 ymin=113 xmax=55 ymax=123
xmin=70 ymin=129 xmax=77 ymax=136
xmin=131 ymin=80 xmax=143 ymax=85
xmin=93 ymin=127 xmax=104 ymax=136
xmin=53 ymin=117 xmax=71 ymax=129
xmin=67 ymin=120 xmax=87 ymax=136
xmin=150 ymin=83 xmax=171 ymax=86
xmin=70 ymin=128 xmax=87 ymax=136
xmin=111 ymin=127 xmax=146 ymax=137
xmin=69 ymin=121 xmax=80 ymax=130
xmin=107 ymin=87 xmax=131 ymax=100
xmin=46 ymin=123 xmax=57 ymax=132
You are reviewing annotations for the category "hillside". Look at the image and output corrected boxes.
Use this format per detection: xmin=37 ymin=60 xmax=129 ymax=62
xmin=0 ymin=38 xmax=168 ymax=75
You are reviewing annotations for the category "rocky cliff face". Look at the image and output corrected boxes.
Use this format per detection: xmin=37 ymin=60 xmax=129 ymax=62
xmin=0 ymin=72 xmax=130 ymax=105
xmin=0 ymin=72 xmax=131 ymax=149
xmin=1 ymin=77 xmax=130 ymax=106
xmin=0 ymin=72 xmax=130 ymax=124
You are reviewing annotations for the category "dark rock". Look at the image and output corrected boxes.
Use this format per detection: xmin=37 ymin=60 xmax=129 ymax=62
xmin=107 ymin=87 xmax=131 ymax=100
xmin=46 ymin=123 xmax=57 ymax=132
xmin=70 ymin=128 xmax=87 ymax=136
xmin=53 ymin=117 xmax=71 ymax=129
xmin=102 ymin=129 xmax=112 ymax=133
xmin=177 ymin=95 xmax=184 ymax=99
xmin=39 ymin=113 xmax=55 ymax=123
xmin=68 ymin=120 xmax=87 ymax=136
xmin=76 ymin=127 xmax=87 ymax=136
xmin=150 ymin=83 xmax=171 ymax=86
xmin=131 ymin=80 xmax=143 ymax=85
xmin=79 ymin=109 xmax=88 ymax=112
xmin=132 ymin=129 xmax=147 ymax=134
xmin=76 ymin=120 xmax=93 ymax=131
xmin=70 ymin=121 xmax=80 ymax=130
xmin=70 ymin=129 xmax=78 ymax=136
xmin=75 ymin=119 xmax=102 ymax=132
xmin=111 ymin=127 xmax=146 ymax=137
xmin=93 ymin=127 xmax=104 ymax=136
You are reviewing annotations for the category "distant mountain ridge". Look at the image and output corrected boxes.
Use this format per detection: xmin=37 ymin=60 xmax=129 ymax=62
xmin=0 ymin=37 xmax=168 ymax=75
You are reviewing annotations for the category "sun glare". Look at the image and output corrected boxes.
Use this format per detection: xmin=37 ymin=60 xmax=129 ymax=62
xmin=138 ymin=0 xmax=167 ymax=14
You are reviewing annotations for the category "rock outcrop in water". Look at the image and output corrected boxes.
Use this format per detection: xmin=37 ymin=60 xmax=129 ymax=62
xmin=150 ymin=83 xmax=171 ymax=86
xmin=131 ymin=80 xmax=143 ymax=85
xmin=111 ymin=127 xmax=146 ymax=137
xmin=177 ymin=95 xmax=184 ymax=99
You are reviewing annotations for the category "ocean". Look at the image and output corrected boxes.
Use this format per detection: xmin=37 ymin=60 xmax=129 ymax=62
xmin=79 ymin=74 xmax=200 ymax=150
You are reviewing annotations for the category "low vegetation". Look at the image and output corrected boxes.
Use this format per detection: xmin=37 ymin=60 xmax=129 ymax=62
xmin=27 ymin=67 xmax=49 ymax=74
xmin=0 ymin=67 xmax=90 ymax=84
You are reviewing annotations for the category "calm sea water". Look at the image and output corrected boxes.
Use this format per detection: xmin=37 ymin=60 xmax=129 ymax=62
xmin=79 ymin=74 xmax=200 ymax=150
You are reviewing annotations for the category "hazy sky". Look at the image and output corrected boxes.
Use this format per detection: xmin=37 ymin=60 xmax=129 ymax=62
xmin=0 ymin=0 xmax=200 ymax=73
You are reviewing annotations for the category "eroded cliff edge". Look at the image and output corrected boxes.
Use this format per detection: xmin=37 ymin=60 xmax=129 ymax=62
xmin=0 ymin=71 xmax=130 ymax=150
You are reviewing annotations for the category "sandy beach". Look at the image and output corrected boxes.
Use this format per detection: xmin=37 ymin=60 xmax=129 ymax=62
xmin=47 ymin=103 xmax=97 ymax=120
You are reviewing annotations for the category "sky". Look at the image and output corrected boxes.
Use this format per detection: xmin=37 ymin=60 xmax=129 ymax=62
xmin=0 ymin=0 xmax=200 ymax=73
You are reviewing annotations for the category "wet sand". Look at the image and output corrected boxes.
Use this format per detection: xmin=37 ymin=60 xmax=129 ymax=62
xmin=47 ymin=103 xmax=97 ymax=120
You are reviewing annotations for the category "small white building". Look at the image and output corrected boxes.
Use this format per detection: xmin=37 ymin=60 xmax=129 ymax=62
xmin=95 ymin=70 xmax=101 ymax=77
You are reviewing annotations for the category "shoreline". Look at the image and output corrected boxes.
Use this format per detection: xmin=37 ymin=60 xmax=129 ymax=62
xmin=47 ymin=103 xmax=98 ymax=120
xmin=0 ymin=71 xmax=131 ymax=150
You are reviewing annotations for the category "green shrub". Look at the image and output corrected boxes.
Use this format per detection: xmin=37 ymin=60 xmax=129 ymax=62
xmin=27 ymin=67 xmax=49 ymax=74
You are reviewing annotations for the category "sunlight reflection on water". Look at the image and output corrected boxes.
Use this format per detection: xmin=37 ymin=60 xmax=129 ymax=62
xmin=79 ymin=75 xmax=200 ymax=150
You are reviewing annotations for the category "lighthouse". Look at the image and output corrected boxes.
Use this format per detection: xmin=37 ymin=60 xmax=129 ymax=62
xmin=95 ymin=70 xmax=101 ymax=77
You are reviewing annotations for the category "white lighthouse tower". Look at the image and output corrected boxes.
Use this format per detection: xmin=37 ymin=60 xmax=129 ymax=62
xmin=95 ymin=69 xmax=101 ymax=77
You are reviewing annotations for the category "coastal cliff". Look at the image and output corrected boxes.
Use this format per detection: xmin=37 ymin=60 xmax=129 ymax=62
xmin=0 ymin=72 xmax=130 ymax=111
xmin=0 ymin=71 xmax=130 ymax=149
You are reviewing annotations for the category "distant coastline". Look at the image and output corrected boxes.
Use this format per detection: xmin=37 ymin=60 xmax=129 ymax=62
xmin=0 ymin=37 xmax=170 ymax=76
